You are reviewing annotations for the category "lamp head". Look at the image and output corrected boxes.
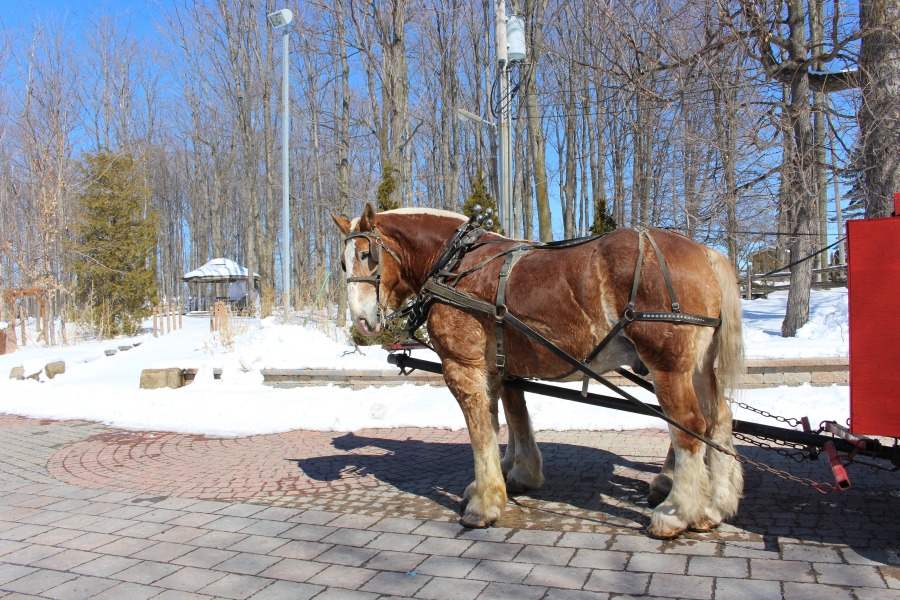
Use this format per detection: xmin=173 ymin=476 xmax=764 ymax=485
xmin=268 ymin=8 xmax=294 ymax=28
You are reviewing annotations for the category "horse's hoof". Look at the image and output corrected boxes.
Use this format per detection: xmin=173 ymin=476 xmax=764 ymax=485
xmin=648 ymin=507 xmax=686 ymax=539
xmin=460 ymin=513 xmax=496 ymax=529
xmin=646 ymin=525 xmax=682 ymax=540
xmin=689 ymin=515 xmax=721 ymax=533
xmin=647 ymin=474 xmax=672 ymax=509
xmin=647 ymin=489 xmax=668 ymax=509
xmin=506 ymin=481 xmax=528 ymax=494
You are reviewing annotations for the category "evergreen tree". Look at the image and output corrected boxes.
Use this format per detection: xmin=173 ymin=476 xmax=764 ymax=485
xmin=72 ymin=151 xmax=158 ymax=337
xmin=590 ymin=198 xmax=617 ymax=237
xmin=461 ymin=172 xmax=502 ymax=234
xmin=376 ymin=163 xmax=401 ymax=211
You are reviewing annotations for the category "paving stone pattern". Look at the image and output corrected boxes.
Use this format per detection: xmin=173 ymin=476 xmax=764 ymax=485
xmin=0 ymin=413 xmax=898 ymax=599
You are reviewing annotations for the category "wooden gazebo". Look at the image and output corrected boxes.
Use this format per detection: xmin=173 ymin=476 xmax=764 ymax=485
xmin=182 ymin=258 xmax=260 ymax=312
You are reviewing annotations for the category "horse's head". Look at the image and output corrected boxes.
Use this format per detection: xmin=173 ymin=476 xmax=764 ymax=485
xmin=331 ymin=203 xmax=404 ymax=336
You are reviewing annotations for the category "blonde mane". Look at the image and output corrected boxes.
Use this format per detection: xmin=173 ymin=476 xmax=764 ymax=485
xmin=349 ymin=206 xmax=467 ymax=229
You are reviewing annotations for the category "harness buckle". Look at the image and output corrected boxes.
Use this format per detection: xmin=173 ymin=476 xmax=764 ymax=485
xmin=671 ymin=301 xmax=681 ymax=313
xmin=623 ymin=306 xmax=635 ymax=322
xmin=496 ymin=304 xmax=508 ymax=322
xmin=496 ymin=354 xmax=506 ymax=369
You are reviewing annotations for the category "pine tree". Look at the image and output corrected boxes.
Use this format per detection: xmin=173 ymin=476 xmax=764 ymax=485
xmin=72 ymin=151 xmax=158 ymax=337
xmin=376 ymin=163 xmax=401 ymax=211
xmin=461 ymin=172 xmax=502 ymax=233
xmin=590 ymin=198 xmax=617 ymax=237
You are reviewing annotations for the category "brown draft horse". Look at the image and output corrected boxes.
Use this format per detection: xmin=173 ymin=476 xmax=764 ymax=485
xmin=332 ymin=203 xmax=745 ymax=539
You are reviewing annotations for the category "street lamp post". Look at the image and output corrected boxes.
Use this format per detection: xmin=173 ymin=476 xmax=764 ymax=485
xmin=268 ymin=8 xmax=293 ymax=313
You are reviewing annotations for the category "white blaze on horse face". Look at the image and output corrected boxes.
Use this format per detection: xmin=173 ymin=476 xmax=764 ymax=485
xmin=344 ymin=239 xmax=383 ymax=336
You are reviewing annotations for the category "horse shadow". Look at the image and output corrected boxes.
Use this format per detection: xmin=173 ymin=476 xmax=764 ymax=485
xmin=291 ymin=432 xmax=900 ymax=563
xmin=291 ymin=431 xmax=662 ymax=529
xmin=728 ymin=443 xmax=900 ymax=564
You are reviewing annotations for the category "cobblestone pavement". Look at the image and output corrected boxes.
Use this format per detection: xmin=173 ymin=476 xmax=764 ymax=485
xmin=1 ymin=413 xmax=898 ymax=599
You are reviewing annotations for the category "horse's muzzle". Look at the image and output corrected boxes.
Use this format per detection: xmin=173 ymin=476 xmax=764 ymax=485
xmin=356 ymin=318 xmax=383 ymax=336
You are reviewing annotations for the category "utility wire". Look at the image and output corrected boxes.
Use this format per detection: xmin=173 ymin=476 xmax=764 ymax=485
xmin=755 ymin=237 xmax=846 ymax=279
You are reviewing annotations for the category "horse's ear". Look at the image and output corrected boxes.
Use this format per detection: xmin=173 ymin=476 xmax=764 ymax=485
xmin=330 ymin=211 xmax=351 ymax=235
xmin=360 ymin=202 xmax=377 ymax=231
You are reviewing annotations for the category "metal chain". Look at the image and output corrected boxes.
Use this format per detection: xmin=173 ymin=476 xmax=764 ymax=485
xmin=728 ymin=402 xmax=841 ymax=492
xmin=732 ymin=450 xmax=839 ymax=494
xmin=733 ymin=432 xmax=810 ymax=463
xmin=735 ymin=401 xmax=802 ymax=428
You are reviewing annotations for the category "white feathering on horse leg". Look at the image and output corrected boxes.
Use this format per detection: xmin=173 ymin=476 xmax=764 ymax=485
xmin=706 ymin=402 xmax=744 ymax=521
xmin=649 ymin=442 xmax=712 ymax=538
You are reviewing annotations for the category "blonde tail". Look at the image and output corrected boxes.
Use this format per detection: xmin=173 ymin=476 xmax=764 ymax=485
xmin=707 ymin=249 xmax=745 ymax=396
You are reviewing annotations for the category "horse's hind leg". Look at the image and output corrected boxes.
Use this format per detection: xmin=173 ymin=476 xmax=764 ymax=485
xmin=649 ymin=371 xmax=713 ymax=539
xmin=500 ymin=385 xmax=543 ymax=493
xmin=696 ymin=365 xmax=743 ymax=527
xmin=648 ymin=445 xmax=674 ymax=508
xmin=444 ymin=359 xmax=507 ymax=528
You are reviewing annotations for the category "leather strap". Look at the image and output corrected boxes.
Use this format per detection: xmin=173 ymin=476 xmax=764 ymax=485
xmin=494 ymin=246 xmax=533 ymax=374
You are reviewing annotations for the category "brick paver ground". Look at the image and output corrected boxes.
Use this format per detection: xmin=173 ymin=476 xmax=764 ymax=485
xmin=0 ymin=412 xmax=898 ymax=599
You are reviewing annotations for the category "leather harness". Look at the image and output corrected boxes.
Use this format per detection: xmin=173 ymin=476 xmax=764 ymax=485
xmin=342 ymin=217 xmax=740 ymax=457
xmin=343 ymin=219 xmax=721 ymax=384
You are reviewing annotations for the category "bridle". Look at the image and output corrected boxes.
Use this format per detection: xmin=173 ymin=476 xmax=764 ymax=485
xmin=342 ymin=228 xmax=402 ymax=327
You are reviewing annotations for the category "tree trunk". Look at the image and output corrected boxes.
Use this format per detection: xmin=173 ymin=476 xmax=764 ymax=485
xmin=334 ymin=0 xmax=350 ymax=327
xmin=524 ymin=0 xmax=552 ymax=241
xmin=859 ymin=0 xmax=900 ymax=218
xmin=781 ymin=0 xmax=819 ymax=337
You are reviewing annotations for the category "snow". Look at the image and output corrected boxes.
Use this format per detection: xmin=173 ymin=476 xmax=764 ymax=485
xmin=0 ymin=289 xmax=851 ymax=437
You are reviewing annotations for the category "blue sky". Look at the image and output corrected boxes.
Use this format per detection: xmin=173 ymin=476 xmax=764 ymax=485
xmin=0 ymin=0 xmax=160 ymax=35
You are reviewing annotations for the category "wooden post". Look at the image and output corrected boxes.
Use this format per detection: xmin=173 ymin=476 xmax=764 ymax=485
xmin=746 ymin=261 xmax=753 ymax=300
xmin=210 ymin=300 xmax=221 ymax=332
xmin=18 ymin=303 xmax=27 ymax=346
xmin=154 ymin=303 xmax=159 ymax=337
xmin=4 ymin=295 xmax=17 ymax=346
xmin=178 ymin=298 xmax=183 ymax=330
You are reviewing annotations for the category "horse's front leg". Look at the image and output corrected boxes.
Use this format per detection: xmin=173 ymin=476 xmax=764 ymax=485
xmin=500 ymin=385 xmax=543 ymax=493
xmin=443 ymin=359 xmax=507 ymax=528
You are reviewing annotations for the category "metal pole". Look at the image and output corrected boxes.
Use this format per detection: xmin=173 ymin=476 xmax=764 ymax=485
xmin=503 ymin=67 xmax=513 ymax=237
xmin=281 ymin=28 xmax=291 ymax=312
xmin=494 ymin=0 xmax=510 ymax=235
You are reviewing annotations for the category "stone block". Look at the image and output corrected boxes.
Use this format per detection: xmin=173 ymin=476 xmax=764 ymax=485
xmin=783 ymin=371 xmax=812 ymax=386
xmin=45 ymin=361 xmax=65 ymax=379
xmin=104 ymin=349 xmax=117 ymax=356
xmin=118 ymin=345 xmax=133 ymax=352
xmin=0 ymin=327 xmax=16 ymax=355
xmin=762 ymin=372 xmax=785 ymax=384
xmin=811 ymin=371 xmax=848 ymax=384
xmin=9 ymin=366 xmax=24 ymax=380
xmin=740 ymin=373 xmax=766 ymax=388
xmin=140 ymin=368 xmax=184 ymax=389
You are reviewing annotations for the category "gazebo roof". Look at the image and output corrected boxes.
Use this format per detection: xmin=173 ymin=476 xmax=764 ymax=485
xmin=183 ymin=258 xmax=260 ymax=283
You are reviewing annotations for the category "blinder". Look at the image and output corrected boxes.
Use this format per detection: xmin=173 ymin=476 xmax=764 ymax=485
xmin=341 ymin=228 xmax=402 ymax=328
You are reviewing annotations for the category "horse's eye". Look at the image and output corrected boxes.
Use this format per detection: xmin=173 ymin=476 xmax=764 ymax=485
xmin=360 ymin=251 xmax=370 ymax=260
xmin=340 ymin=259 xmax=346 ymax=272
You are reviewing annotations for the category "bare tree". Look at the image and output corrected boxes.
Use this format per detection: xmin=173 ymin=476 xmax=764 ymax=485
xmin=859 ymin=0 xmax=900 ymax=217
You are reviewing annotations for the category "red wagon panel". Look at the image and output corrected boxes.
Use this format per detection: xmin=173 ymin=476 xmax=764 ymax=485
xmin=847 ymin=215 xmax=900 ymax=438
